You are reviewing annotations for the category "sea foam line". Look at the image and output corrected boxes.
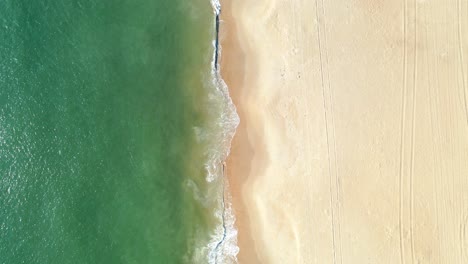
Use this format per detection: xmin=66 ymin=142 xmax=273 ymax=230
xmin=204 ymin=0 xmax=240 ymax=263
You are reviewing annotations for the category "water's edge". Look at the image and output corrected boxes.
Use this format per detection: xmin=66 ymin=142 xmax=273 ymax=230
xmin=205 ymin=0 xmax=240 ymax=263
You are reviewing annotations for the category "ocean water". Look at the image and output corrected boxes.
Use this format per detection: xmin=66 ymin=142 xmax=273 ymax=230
xmin=0 ymin=0 xmax=238 ymax=263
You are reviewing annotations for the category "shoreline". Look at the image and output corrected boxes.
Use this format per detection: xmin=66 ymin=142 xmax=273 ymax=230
xmin=219 ymin=0 xmax=263 ymax=262
xmin=207 ymin=0 xmax=240 ymax=263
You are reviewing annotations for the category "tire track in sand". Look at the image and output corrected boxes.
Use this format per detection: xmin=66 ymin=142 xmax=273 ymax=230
xmin=461 ymin=213 xmax=468 ymax=262
xmin=398 ymin=0 xmax=409 ymax=262
xmin=318 ymin=1 xmax=343 ymax=263
xmin=409 ymin=1 xmax=418 ymax=262
xmin=425 ymin=14 xmax=443 ymax=262
xmin=457 ymin=0 xmax=468 ymax=261
xmin=456 ymin=0 xmax=468 ymax=124
xmin=314 ymin=0 xmax=342 ymax=262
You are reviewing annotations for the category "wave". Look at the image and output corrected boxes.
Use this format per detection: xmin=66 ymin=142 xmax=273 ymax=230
xmin=207 ymin=0 xmax=240 ymax=264
xmin=202 ymin=0 xmax=240 ymax=263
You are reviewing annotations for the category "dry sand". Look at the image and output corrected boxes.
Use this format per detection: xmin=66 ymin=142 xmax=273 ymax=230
xmin=220 ymin=0 xmax=468 ymax=263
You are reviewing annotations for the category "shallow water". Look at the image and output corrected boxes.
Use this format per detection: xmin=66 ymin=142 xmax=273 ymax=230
xmin=0 ymin=1 xmax=234 ymax=263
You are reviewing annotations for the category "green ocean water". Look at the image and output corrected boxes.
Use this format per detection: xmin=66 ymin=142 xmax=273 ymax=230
xmin=0 ymin=1 xmax=230 ymax=263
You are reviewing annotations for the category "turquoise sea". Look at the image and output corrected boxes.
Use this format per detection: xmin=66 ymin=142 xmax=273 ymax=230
xmin=0 ymin=0 xmax=238 ymax=263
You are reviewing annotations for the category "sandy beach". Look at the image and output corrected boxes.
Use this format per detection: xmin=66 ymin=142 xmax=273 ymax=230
xmin=221 ymin=0 xmax=468 ymax=263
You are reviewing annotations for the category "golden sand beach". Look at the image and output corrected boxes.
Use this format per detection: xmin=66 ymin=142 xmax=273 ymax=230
xmin=221 ymin=0 xmax=468 ymax=263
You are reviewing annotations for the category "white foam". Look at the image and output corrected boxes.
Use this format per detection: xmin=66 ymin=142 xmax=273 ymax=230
xmin=193 ymin=0 xmax=240 ymax=263
xmin=211 ymin=0 xmax=221 ymax=15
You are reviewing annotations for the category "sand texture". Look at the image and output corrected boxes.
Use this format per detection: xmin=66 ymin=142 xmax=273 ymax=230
xmin=221 ymin=0 xmax=468 ymax=263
